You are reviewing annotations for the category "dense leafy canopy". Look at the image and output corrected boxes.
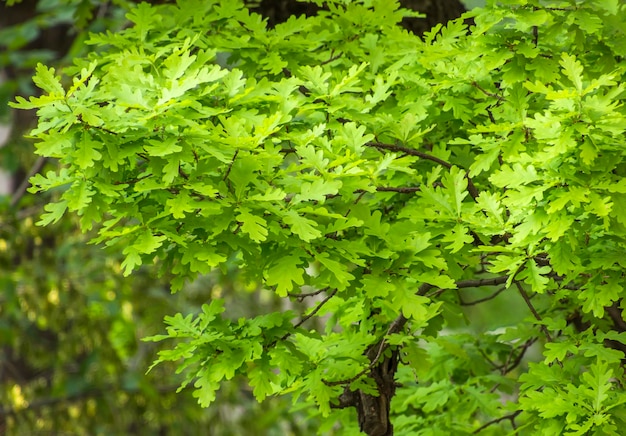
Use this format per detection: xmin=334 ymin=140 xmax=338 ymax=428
xmin=12 ymin=0 xmax=626 ymax=434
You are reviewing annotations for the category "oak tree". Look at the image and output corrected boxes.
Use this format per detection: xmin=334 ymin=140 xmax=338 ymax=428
xmin=14 ymin=0 xmax=626 ymax=434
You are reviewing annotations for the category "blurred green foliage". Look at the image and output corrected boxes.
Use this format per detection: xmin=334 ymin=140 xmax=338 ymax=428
xmin=0 ymin=1 xmax=323 ymax=434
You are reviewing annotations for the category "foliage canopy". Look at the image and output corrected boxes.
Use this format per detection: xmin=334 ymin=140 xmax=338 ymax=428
xmin=14 ymin=0 xmax=626 ymax=434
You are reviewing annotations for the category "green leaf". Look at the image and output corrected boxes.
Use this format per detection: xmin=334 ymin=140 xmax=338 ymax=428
xmin=265 ymin=255 xmax=305 ymax=297
xmin=248 ymin=363 xmax=276 ymax=402
xmin=579 ymin=278 xmax=622 ymax=318
xmin=133 ymin=228 xmax=166 ymax=254
xmin=237 ymin=208 xmax=268 ymax=242
xmin=121 ymin=246 xmax=142 ymax=276
xmin=166 ymin=191 xmax=196 ymax=219
xmin=144 ymin=136 xmax=183 ymax=157
xmin=32 ymin=63 xmax=65 ymax=95
xmin=581 ymin=360 xmax=613 ymax=413
xmin=560 ymin=53 xmax=584 ymax=93
xmin=75 ymin=133 xmax=103 ymax=169
xmin=64 ymin=180 xmax=94 ymax=211
xmin=37 ymin=200 xmax=68 ymax=226
xmin=293 ymin=179 xmax=342 ymax=204
xmin=315 ymin=252 xmax=355 ymax=291
xmin=193 ymin=369 xmax=220 ymax=407
xmin=393 ymin=283 xmax=430 ymax=322
xmin=543 ymin=341 xmax=578 ymax=364
xmin=476 ymin=192 xmax=504 ymax=226
xmin=283 ymin=210 xmax=322 ymax=242
xmin=519 ymin=259 xmax=550 ymax=294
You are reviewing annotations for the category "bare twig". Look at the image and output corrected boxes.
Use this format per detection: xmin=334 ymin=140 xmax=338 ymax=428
xmin=472 ymin=410 xmax=522 ymax=434
xmin=426 ymin=275 xmax=510 ymax=299
xmin=281 ymin=288 xmax=338 ymax=340
xmin=471 ymin=81 xmax=505 ymax=101
xmin=502 ymin=338 xmax=537 ymax=375
xmin=10 ymin=156 xmax=46 ymax=207
xmin=367 ymin=142 xmax=479 ymax=200
xmin=320 ymin=50 xmax=343 ymax=66
xmin=287 ymin=287 xmax=329 ymax=302
xmin=460 ymin=286 xmax=507 ymax=306
xmin=514 ymin=281 xmax=555 ymax=345
xmin=368 ymin=141 xmax=452 ymax=169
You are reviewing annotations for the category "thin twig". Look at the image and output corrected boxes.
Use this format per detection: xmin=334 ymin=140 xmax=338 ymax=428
xmin=374 ymin=186 xmax=421 ymax=194
xmin=320 ymin=51 xmax=343 ymax=66
xmin=281 ymin=288 xmax=338 ymax=341
xmin=514 ymin=281 xmax=555 ymax=345
xmin=368 ymin=141 xmax=452 ymax=168
xmin=472 ymin=410 xmax=522 ymax=434
xmin=471 ymin=81 xmax=505 ymax=101
xmin=223 ymin=149 xmax=239 ymax=182
xmin=287 ymin=287 xmax=329 ymax=302
xmin=10 ymin=156 xmax=46 ymax=207
xmin=460 ymin=286 xmax=507 ymax=306
xmin=367 ymin=142 xmax=479 ymax=200
xmin=426 ymin=275 xmax=510 ymax=299
xmin=502 ymin=338 xmax=536 ymax=375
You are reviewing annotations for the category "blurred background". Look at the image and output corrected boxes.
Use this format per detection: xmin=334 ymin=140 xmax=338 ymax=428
xmin=0 ymin=1 xmax=483 ymax=434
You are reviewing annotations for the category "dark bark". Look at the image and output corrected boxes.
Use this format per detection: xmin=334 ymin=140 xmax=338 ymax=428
xmin=400 ymin=0 xmax=467 ymax=35
xmin=251 ymin=0 xmax=467 ymax=35
xmin=337 ymin=349 xmax=400 ymax=436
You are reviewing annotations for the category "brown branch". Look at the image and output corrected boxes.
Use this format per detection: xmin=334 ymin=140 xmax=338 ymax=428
xmin=287 ymin=287 xmax=329 ymax=302
xmin=280 ymin=288 xmax=338 ymax=341
xmin=324 ymin=313 xmax=408 ymax=387
xmin=374 ymin=186 xmax=421 ymax=194
xmin=426 ymin=275 xmax=510 ymax=299
xmin=223 ymin=149 xmax=239 ymax=182
xmin=502 ymin=338 xmax=537 ymax=375
xmin=114 ymin=174 xmax=152 ymax=185
xmin=471 ymin=81 xmax=505 ymax=101
xmin=472 ymin=410 xmax=522 ymax=434
xmin=10 ymin=156 xmax=46 ymax=207
xmin=367 ymin=142 xmax=479 ymax=200
xmin=320 ymin=51 xmax=343 ymax=66
xmin=606 ymin=302 xmax=626 ymax=332
xmin=368 ymin=141 xmax=452 ymax=168
xmin=460 ymin=286 xmax=507 ymax=306
xmin=514 ymin=281 xmax=555 ymax=345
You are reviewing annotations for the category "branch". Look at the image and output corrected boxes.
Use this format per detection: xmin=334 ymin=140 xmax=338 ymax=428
xmin=287 ymin=287 xmax=329 ymax=302
xmin=471 ymin=81 xmax=505 ymax=101
xmin=426 ymin=275 xmax=510 ymax=299
xmin=368 ymin=141 xmax=452 ymax=168
xmin=367 ymin=142 xmax=479 ymax=200
xmin=374 ymin=186 xmax=421 ymax=194
xmin=459 ymin=286 xmax=507 ymax=306
xmin=10 ymin=156 xmax=46 ymax=207
xmin=514 ymin=281 xmax=555 ymax=345
xmin=322 ymin=277 xmax=510 ymax=387
xmin=472 ymin=410 xmax=522 ymax=434
xmin=324 ymin=313 xmax=408 ymax=387
xmin=502 ymin=338 xmax=537 ymax=375
xmin=281 ymin=288 xmax=338 ymax=341
xmin=457 ymin=276 xmax=509 ymax=289
xmin=606 ymin=302 xmax=626 ymax=332
xmin=320 ymin=50 xmax=343 ymax=66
